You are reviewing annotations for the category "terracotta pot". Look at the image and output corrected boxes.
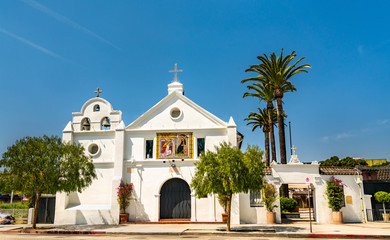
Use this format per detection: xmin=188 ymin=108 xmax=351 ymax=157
xmin=266 ymin=212 xmax=276 ymax=224
xmin=120 ymin=213 xmax=129 ymax=223
xmin=383 ymin=213 xmax=390 ymax=222
xmin=332 ymin=211 xmax=343 ymax=224
xmin=222 ymin=213 xmax=228 ymax=223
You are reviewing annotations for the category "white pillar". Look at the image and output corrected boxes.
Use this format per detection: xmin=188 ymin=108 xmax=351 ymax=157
xmin=191 ymin=193 xmax=197 ymax=221
xmin=153 ymin=194 xmax=160 ymax=222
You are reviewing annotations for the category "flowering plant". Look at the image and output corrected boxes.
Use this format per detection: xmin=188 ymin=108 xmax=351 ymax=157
xmin=326 ymin=176 xmax=345 ymax=212
xmin=117 ymin=180 xmax=133 ymax=214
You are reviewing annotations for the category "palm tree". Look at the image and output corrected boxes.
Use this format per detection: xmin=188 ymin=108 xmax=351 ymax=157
xmin=242 ymin=50 xmax=311 ymax=164
xmin=245 ymin=108 xmax=271 ymax=166
xmin=243 ymin=83 xmax=277 ymax=164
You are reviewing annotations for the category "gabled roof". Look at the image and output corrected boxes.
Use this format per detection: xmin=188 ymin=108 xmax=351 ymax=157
xmin=126 ymin=91 xmax=227 ymax=129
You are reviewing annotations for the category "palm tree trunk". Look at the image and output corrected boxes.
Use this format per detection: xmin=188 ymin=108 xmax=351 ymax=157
xmin=275 ymin=95 xmax=289 ymax=197
xmin=275 ymin=97 xmax=287 ymax=164
xmin=267 ymin=102 xmax=277 ymax=164
xmin=264 ymin=129 xmax=270 ymax=167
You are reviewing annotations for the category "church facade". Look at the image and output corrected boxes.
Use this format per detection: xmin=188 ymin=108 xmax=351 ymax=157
xmin=55 ymin=70 xmax=371 ymax=225
xmin=55 ymin=77 xmax=243 ymax=225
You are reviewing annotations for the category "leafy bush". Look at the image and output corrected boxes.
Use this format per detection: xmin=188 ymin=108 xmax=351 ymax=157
xmin=0 ymin=201 xmax=29 ymax=209
xmin=280 ymin=197 xmax=298 ymax=213
xmin=262 ymin=183 xmax=278 ymax=212
xmin=320 ymin=156 xmax=367 ymax=167
xmin=326 ymin=176 xmax=345 ymax=212
xmin=374 ymin=191 xmax=390 ymax=214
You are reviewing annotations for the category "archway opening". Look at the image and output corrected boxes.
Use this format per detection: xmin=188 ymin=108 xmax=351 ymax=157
xmin=159 ymin=178 xmax=191 ymax=219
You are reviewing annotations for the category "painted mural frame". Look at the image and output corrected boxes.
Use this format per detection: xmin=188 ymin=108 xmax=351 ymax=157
xmin=157 ymin=132 xmax=193 ymax=159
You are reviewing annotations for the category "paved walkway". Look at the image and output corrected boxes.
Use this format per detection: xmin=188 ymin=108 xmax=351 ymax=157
xmin=0 ymin=222 xmax=389 ymax=238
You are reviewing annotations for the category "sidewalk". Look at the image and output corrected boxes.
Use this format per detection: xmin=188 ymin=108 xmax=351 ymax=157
xmin=0 ymin=222 xmax=389 ymax=238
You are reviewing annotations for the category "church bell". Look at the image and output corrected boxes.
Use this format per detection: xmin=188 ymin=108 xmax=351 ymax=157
xmin=82 ymin=119 xmax=90 ymax=126
xmin=102 ymin=118 xmax=110 ymax=127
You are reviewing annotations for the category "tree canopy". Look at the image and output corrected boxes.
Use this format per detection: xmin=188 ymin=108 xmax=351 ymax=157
xmin=319 ymin=156 xmax=367 ymax=167
xmin=191 ymin=142 xmax=265 ymax=231
xmin=0 ymin=135 xmax=96 ymax=228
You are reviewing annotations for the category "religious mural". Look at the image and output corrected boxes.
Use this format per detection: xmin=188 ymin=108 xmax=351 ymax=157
xmin=157 ymin=133 xmax=193 ymax=159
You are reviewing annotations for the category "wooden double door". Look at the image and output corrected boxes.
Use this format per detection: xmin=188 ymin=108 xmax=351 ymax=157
xmin=160 ymin=178 xmax=191 ymax=219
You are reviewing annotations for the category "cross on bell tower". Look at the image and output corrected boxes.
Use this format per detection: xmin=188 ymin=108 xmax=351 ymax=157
xmin=94 ymin=88 xmax=102 ymax=97
xmin=169 ymin=63 xmax=183 ymax=82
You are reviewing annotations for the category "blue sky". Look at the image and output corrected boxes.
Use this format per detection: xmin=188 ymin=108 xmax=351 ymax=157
xmin=1 ymin=0 xmax=390 ymax=163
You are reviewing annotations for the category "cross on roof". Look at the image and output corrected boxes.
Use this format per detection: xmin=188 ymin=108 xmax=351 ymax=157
xmin=292 ymin=145 xmax=297 ymax=155
xmin=169 ymin=63 xmax=183 ymax=82
xmin=94 ymin=88 xmax=102 ymax=97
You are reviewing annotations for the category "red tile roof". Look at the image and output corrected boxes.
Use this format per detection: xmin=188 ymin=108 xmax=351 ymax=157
xmin=263 ymin=167 xmax=272 ymax=175
xmin=319 ymin=166 xmax=358 ymax=175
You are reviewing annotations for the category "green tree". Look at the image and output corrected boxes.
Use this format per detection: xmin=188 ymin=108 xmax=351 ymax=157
xmin=320 ymin=156 xmax=368 ymax=167
xmin=242 ymin=50 xmax=311 ymax=165
xmin=245 ymin=108 xmax=270 ymax=166
xmin=191 ymin=142 xmax=265 ymax=231
xmin=243 ymin=83 xmax=278 ymax=164
xmin=374 ymin=191 xmax=390 ymax=215
xmin=0 ymin=135 xmax=96 ymax=229
xmin=245 ymin=108 xmax=277 ymax=166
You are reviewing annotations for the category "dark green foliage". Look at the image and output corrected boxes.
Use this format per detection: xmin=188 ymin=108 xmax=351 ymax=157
xmin=280 ymin=197 xmax=298 ymax=213
xmin=191 ymin=142 xmax=265 ymax=231
xmin=0 ymin=135 xmax=97 ymax=228
xmin=326 ymin=176 xmax=344 ymax=212
xmin=0 ymin=201 xmax=29 ymax=209
xmin=320 ymin=156 xmax=368 ymax=167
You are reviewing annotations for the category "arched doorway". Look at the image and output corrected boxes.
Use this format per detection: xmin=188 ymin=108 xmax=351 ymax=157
xmin=160 ymin=178 xmax=191 ymax=219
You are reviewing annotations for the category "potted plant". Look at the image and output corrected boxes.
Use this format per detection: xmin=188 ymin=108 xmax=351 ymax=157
xmin=374 ymin=191 xmax=390 ymax=221
xmin=326 ymin=176 xmax=344 ymax=224
xmin=117 ymin=180 xmax=133 ymax=223
xmin=218 ymin=195 xmax=229 ymax=223
xmin=262 ymin=183 xmax=278 ymax=224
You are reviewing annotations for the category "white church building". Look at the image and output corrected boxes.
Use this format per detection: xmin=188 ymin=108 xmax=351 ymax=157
xmin=55 ymin=66 xmax=371 ymax=225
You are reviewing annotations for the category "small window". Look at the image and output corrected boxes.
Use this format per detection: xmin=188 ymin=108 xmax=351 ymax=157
xmin=145 ymin=140 xmax=153 ymax=159
xmin=170 ymin=107 xmax=182 ymax=119
xmin=197 ymin=138 xmax=205 ymax=157
xmin=81 ymin=118 xmax=90 ymax=131
xmin=88 ymin=143 xmax=100 ymax=156
xmin=101 ymin=117 xmax=111 ymax=130
xmin=94 ymin=104 xmax=100 ymax=112
xmin=250 ymin=191 xmax=263 ymax=207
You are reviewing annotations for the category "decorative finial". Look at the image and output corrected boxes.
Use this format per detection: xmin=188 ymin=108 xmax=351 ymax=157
xmin=292 ymin=145 xmax=297 ymax=155
xmin=94 ymin=88 xmax=102 ymax=97
xmin=169 ymin=63 xmax=183 ymax=82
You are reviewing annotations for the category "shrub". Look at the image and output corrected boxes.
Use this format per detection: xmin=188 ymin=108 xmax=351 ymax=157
xmin=0 ymin=201 xmax=29 ymax=209
xmin=374 ymin=191 xmax=390 ymax=215
xmin=280 ymin=197 xmax=298 ymax=213
xmin=117 ymin=181 xmax=133 ymax=214
xmin=326 ymin=176 xmax=344 ymax=212
xmin=262 ymin=183 xmax=278 ymax=212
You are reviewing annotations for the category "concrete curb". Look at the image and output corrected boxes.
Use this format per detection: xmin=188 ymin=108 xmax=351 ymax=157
xmin=1 ymin=229 xmax=390 ymax=238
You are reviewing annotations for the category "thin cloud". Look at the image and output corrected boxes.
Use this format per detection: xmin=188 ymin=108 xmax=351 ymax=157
xmin=377 ymin=119 xmax=389 ymax=125
xmin=0 ymin=27 xmax=67 ymax=61
xmin=320 ymin=132 xmax=355 ymax=142
xmin=22 ymin=0 xmax=121 ymax=50
xmin=320 ymin=136 xmax=329 ymax=142
xmin=336 ymin=132 xmax=354 ymax=140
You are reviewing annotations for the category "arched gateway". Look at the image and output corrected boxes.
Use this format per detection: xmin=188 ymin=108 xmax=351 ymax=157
xmin=160 ymin=178 xmax=191 ymax=219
